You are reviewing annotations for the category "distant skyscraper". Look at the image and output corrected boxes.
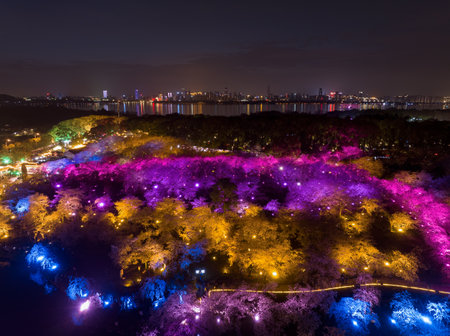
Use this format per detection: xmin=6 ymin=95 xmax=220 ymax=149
xmin=318 ymin=88 xmax=323 ymax=96
xmin=103 ymin=90 xmax=108 ymax=99
xmin=135 ymin=89 xmax=139 ymax=100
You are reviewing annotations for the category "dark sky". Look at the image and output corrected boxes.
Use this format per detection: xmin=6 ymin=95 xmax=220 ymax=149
xmin=1 ymin=0 xmax=449 ymax=97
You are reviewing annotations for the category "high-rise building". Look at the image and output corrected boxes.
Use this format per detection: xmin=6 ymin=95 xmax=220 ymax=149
xmin=102 ymin=90 xmax=108 ymax=99
xmin=135 ymin=89 xmax=139 ymax=100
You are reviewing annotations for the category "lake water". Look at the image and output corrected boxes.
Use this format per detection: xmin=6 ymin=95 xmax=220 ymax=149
xmin=61 ymin=101 xmax=449 ymax=117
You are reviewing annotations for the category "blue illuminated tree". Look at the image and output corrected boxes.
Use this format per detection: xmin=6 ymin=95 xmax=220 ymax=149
xmin=426 ymin=301 xmax=449 ymax=324
xmin=66 ymin=277 xmax=90 ymax=300
xmin=26 ymin=243 xmax=59 ymax=271
xmin=390 ymin=291 xmax=450 ymax=336
xmin=15 ymin=197 xmax=30 ymax=214
xmin=329 ymin=297 xmax=379 ymax=335
xmin=140 ymin=277 xmax=166 ymax=305
xmin=120 ymin=295 xmax=137 ymax=310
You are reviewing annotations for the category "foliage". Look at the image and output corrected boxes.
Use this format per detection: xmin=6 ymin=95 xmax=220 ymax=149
xmin=66 ymin=277 xmax=90 ymax=300
xmin=389 ymin=212 xmax=416 ymax=233
xmin=329 ymin=297 xmax=379 ymax=335
xmin=140 ymin=277 xmax=166 ymax=303
xmin=351 ymin=157 xmax=384 ymax=177
xmin=390 ymin=291 xmax=450 ymax=336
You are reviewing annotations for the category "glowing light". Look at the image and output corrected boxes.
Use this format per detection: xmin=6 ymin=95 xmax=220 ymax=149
xmin=390 ymin=318 xmax=396 ymax=324
xmin=352 ymin=320 xmax=358 ymax=327
xmin=79 ymin=300 xmax=90 ymax=312
xmin=1 ymin=157 xmax=11 ymax=164
xmin=195 ymin=314 xmax=200 ymax=320
xmin=36 ymin=256 xmax=44 ymax=262
xmin=98 ymin=202 xmax=105 ymax=208
xmin=385 ymin=262 xmax=390 ymax=266
xmin=398 ymin=228 xmax=403 ymax=232
xmin=272 ymin=271 xmax=278 ymax=277
xmin=279 ymin=166 xmax=284 ymax=171
xmin=195 ymin=183 xmax=200 ymax=188
xmin=254 ymin=314 xmax=260 ymax=322
xmin=421 ymin=316 xmax=432 ymax=324
xmin=216 ymin=318 xmax=221 ymax=324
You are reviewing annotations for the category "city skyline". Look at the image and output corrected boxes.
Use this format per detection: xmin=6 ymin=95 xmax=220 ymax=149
xmin=2 ymin=87 xmax=450 ymax=101
xmin=1 ymin=1 xmax=449 ymax=97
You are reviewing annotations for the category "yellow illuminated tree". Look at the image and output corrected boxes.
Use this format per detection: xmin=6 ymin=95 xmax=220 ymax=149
xmin=114 ymin=231 xmax=172 ymax=271
xmin=385 ymin=251 xmax=419 ymax=281
xmin=24 ymin=193 xmax=52 ymax=240
xmin=360 ymin=199 xmax=379 ymax=216
xmin=351 ymin=157 xmax=384 ymax=177
xmin=389 ymin=212 xmax=416 ymax=233
xmin=54 ymin=189 xmax=83 ymax=221
xmin=224 ymin=206 xmax=301 ymax=278
xmin=151 ymin=198 xmax=186 ymax=243
xmin=112 ymin=197 xmax=144 ymax=230
xmin=0 ymin=204 xmax=13 ymax=239
xmin=341 ymin=212 xmax=371 ymax=235
xmin=332 ymin=239 xmax=383 ymax=276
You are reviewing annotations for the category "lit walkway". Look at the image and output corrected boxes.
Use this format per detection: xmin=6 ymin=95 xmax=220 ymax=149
xmin=208 ymin=282 xmax=450 ymax=296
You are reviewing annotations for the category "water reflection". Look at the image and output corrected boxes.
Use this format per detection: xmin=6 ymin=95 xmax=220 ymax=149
xmin=61 ymin=101 xmax=448 ymax=117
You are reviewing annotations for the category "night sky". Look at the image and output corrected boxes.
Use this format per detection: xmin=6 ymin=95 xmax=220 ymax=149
xmin=1 ymin=0 xmax=449 ymax=97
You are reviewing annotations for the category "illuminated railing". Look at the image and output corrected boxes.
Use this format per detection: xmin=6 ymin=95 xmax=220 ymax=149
xmin=208 ymin=283 xmax=450 ymax=296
